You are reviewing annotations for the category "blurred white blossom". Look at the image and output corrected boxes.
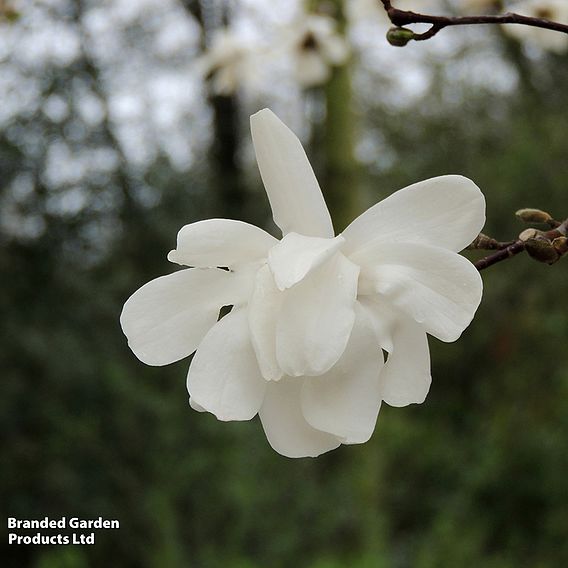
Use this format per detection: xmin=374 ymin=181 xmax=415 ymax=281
xmin=121 ymin=109 xmax=485 ymax=458
xmin=286 ymin=14 xmax=349 ymax=88
xmin=504 ymin=0 xmax=568 ymax=53
xmin=198 ymin=13 xmax=349 ymax=93
xmin=198 ymin=28 xmax=262 ymax=95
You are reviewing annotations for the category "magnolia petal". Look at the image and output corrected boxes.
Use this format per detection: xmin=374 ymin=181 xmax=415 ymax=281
xmin=359 ymin=242 xmax=483 ymax=342
xmin=189 ymin=397 xmax=206 ymax=412
xmin=259 ymin=379 xmax=341 ymax=458
xmin=358 ymin=296 xmax=397 ymax=353
xmin=301 ymin=303 xmax=383 ymax=445
xmin=268 ymin=232 xmax=345 ymax=290
xmin=276 ymin=253 xmax=360 ymax=377
xmin=187 ymin=308 xmax=267 ymax=421
xmin=363 ymin=298 xmax=431 ymax=406
xmin=381 ymin=317 xmax=431 ymax=407
xmin=342 ymin=175 xmax=485 ymax=255
xmin=248 ymin=265 xmax=284 ymax=381
xmin=361 ymin=296 xmax=432 ymax=406
xmin=167 ymin=218 xmax=277 ymax=268
xmin=250 ymin=109 xmax=334 ymax=238
xmin=120 ymin=268 xmax=251 ymax=366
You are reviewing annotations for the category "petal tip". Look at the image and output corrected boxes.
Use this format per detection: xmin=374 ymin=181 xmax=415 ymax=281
xmin=250 ymin=107 xmax=274 ymax=124
xmin=167 ymin=250 xmax=180 ymax=264
xmin=383 ymin=393 xmax=429 ymax=408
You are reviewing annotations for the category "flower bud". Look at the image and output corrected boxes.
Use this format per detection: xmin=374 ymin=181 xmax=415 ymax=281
xmin=524 ymin=237 xmax=560 ymax=265
xmin=467 ymin=233 xmax=493 ymax=249
xmin=387 ymin=27 xmax=415 ymax=47
xmin=518 ymin=228 xmax=539 ymax=242
xmin=515 ymin=208 xmax=553 ymax=224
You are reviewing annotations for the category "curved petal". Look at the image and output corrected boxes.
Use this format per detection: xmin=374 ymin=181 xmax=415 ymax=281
xmin=187 ymin=308 xmax=267 ymax=421
xmin=358 ymin=242 xmax=483 ymax=342
xmin=382 ymin=318 xmax=431 ymax=407
xmin=259 ymin=379 xmax=341 ymax=458
xmin=268 ymin=232 xmax=345 ymax=290
xmin=358 ymin=297 xmax=397 ymax=353
xmin=189 ymin=397 xmax=206 ymax=412
xmin=120 ymin=268 xmax=251 ymax=366
xmin=276 ymin=253 xmax=360 ymax=377
xmin=250 ymin=109 xmax=334 ymax=238
xmin=363 ymin=298 xmax=431 ymax=406
xmin=301 ymin=302 xmax=383 ymax=444
xmin=248 ymin=265 xmax=284 ymax=381
xmin=342 ymin=175 xmax=485 ymax=255
xmin=167 ymin=218 xmax=277 ymax=268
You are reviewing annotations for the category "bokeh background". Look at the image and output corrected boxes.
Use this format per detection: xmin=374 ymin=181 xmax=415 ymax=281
xmin=2 ymin=0 xmax=568 ymax=566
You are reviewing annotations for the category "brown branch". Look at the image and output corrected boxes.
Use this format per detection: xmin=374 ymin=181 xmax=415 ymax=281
xmin=380 ymin=0 xmax=568 ymax=44
xmin=473 ymin=218 xmax=568 ymax=272
xmin=467 ymin=233 xmax=515 ymax=251
xmin=474 ymin=241 xmax=525 ymax=271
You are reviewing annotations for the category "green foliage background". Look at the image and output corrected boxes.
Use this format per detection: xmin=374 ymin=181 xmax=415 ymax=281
xmin=1 ymin=3 xmax=567 ymax=567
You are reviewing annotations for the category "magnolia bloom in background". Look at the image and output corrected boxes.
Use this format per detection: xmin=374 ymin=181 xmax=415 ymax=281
xmin=504 ymin=0 xmax=568 ymax=53
xmin=197 ymin=15 xmax=349 ymax=95
xmin=287 ymin=14 xmax=349 ymax=88
xmin=121 ymin=109 xmax=485 ymax=458
xmin=197 ymin=29 xmax=260 ymax=96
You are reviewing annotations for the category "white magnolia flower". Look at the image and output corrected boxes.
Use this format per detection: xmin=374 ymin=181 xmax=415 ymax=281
xmin=504 ymin=0 xmax=568 ymax=53
xmin=197 ymin=29 xmax=260 ymax=96
xmin=287 ymin=14 xmax=350 ymax=88
xmin=121 ymin=109 xmax=485 ymax=458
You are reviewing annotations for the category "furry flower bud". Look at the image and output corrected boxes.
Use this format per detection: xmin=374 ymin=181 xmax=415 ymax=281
xmin=515 ymin=208 xmax=553 ymax=224
xmin=524 ymin=237 xmax=560 ymax=265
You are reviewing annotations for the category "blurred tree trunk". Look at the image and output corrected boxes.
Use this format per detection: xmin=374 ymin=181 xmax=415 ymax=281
xmin=184 ymin=0 xmax=247 ymax=221
xmin=210 ymin=93 xmax=248 ymax=220
xmin=321 ymin=0 xmax=384 ymax=554
xmin=323 ymin=0 xmax=361 ymax=233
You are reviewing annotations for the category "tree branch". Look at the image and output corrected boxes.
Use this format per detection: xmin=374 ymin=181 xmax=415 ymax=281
xmin=473 ymin=218 xmax=568 ymax=271
xmin=380 ymin=0 xmax=568 ymax=44
xmin=467 ymin=233 xmax=515 ymax=251
xmin=474 ymin=241 xmax=525 ymax=271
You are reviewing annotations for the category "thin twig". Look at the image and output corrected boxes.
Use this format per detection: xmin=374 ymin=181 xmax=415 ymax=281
xmin=380 ymin=0 xmax=568 ymax=43
xmin=474 ymin=241 xmax=525 ymax=271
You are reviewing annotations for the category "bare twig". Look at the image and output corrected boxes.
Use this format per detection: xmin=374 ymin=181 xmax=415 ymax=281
xmin=380 ymin=0 xmax=568 ymax=44
xmin=474 ymin=241 xmax=525 ymax=271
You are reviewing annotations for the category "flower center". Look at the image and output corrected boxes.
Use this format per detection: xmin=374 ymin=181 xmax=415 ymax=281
xmin=300 ymin=32 xmax=319 ymax=51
